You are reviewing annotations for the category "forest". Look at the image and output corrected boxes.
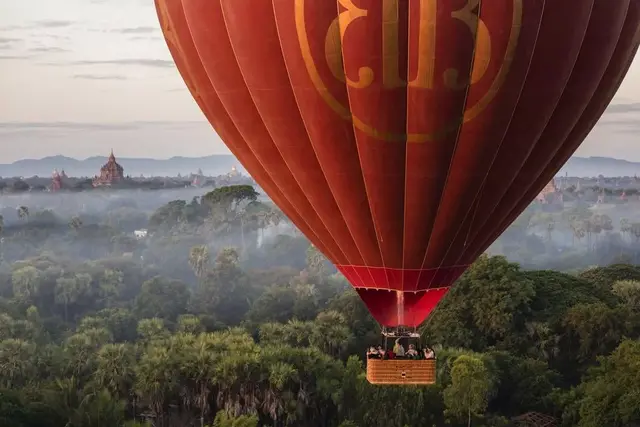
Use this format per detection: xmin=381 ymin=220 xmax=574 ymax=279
xmin=0 ymin=185 xmax=638 ymax=427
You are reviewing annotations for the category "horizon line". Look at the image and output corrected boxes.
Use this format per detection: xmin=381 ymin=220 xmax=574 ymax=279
xmin=1 ymin=153 xmax=236 ymax=164
xmin=0 ymin=153 xmax=629 ymax=165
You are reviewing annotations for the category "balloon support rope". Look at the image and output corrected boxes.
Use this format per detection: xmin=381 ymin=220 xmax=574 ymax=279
xmin=396 ymin=290 xmax=404 ymax=326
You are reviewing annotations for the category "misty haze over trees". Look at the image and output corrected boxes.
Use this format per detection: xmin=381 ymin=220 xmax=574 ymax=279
xmin=0 ymin=179 xmax=638 ymax=426
xmin=3 ymin=176 xmax=640 ymax=272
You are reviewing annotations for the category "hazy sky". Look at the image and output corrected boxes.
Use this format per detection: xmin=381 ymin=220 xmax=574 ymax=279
xmin=2 ymin=0 xmax=640 ymax=163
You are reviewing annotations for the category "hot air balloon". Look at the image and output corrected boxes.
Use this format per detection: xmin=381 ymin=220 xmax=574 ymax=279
xmin=155 ymin=0 xmax=640 ymax=384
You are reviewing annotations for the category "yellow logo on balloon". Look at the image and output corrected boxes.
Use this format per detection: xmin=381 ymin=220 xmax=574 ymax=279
xmin=295 ymin=0 xmax=523 ymax=143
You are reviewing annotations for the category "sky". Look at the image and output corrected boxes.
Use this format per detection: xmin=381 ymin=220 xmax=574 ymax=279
xmin=1 ymin=0 xmax=640 ymax=163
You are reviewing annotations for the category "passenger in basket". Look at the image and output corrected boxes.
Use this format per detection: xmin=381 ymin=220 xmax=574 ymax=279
xmin=366 ymin=346 xmax=379 ymax=359
xmin=406 ymin=344 xmax=419 ymax=359
xmin=393 ymin=338 xmax=405 ymax=357
xmin=423 ymin=347 xmax=435 ymax=360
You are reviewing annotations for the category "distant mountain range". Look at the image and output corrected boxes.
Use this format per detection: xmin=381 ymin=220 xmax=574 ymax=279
xmin=558 ymin=156 xmax=640 ymax=178
xmin=0 ymin=154 xmax=638 ymax=178
xmin=0 ymin=155 xmax=244 ymax=178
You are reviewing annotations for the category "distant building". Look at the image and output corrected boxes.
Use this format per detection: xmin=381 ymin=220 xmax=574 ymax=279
xmin=536 ymin=179 xmax=563 ymax=204
xmin=191 ymin=168 xmax=206 ymax=187
xmin=51 ymin=169 xmax=63 ymax=192
xmin=228 ymin=165 xmax=241 ymax=178
xmin=134 ymin=229 xmax=148 ymax=239
xmin=93 ymin=150 xmax=124 ymax=187
xmin=50 ymin=169 xmax=68 ymax=192
xmin=512 ymin=412 xmax=557 ymax=427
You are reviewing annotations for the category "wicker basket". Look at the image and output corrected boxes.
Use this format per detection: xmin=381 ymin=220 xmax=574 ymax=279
xmin=366 ymin=359 xmax=436 ymax=385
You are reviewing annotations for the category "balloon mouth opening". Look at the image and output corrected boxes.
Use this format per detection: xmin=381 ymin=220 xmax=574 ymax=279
xmin=356 ymin=287 xmax=450 ymax=327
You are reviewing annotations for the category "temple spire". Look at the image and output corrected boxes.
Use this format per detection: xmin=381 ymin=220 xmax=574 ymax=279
xmin=93 ymin=149 xmax=124 ymax=187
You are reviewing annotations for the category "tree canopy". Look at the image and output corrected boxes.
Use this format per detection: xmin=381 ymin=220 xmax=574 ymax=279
xmin=0 ymin=185 xmax=638 ymax=426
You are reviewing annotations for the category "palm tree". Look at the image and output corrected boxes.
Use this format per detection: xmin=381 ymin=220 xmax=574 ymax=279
xmin=189 ymin=245 xmax=210 ymax=278
xmin=310 ymin=311 xmax=351 ymax=358
xmin=569 ymin=218 xmax=585 ymax=247
xmin=236 ymin=209 xmax=247 ymax=254
xmin=64 ymin=333 xmax=96 ymax=378
xmin=42 ymin=376 xmax=83 ymax=425
xmin=546 ymin=220 xmax=554 ymax=243
xmin=16 ymin=206 xmax=29 ymax=238
xmin=135 ymin=346 xmax=177 ymax=427
xmin=267 ymin=205 xmax=285 ymax=226
xmin=69 ymin=215 xmax=83 ymax=232
xmin=620 ymin=218 xmax=631 ymax=241
xmin=55 ymin=277 xmax=80 ymax=322
xmin=284 ymin=319 xmax=314 ymax=347
xmin=99 ymin=269 xmax=124 ymax=307
xmin=180 ymin=333 xmax=218 ymax=427
xmin=263 ymin=361 xmax=299 ymax=423
xmin=55 ymin=273 xmax=91 ymax=323
xmin=215 ymin=247 xmax=240 ymax=269
xmin=94 ymin=343 xmax=135 ymax=412
xmin=255 ymin=209 xmax=270 ymax=245
xmin=306 ymin=245 xmax=328 ymax=280
xmin=0 ymin=339 xmax=35 ymax=388
xmin=11 ymin=266 xmax=41 ymax=304
xmin=77 ymin=389 xmax=127 ymax=427
xmin=524 ymin=321 xmax=560 ymax=361
xmin=630 ymin=223 xmax=640 ymax=263
xmin=16 ymin=206 xmax=29 ymax=221
xmin=212 ymin=411 xmax=258 ymax=427
xmin=254 ymin=204 xmax=285 ymax=244
xmin=0 ymin=214 xmax=4 ymax=262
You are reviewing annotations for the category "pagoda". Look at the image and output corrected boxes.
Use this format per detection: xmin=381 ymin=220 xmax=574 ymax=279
xmin=92 ymin=150 xmax=124 ymax=187
xmin=535 ymin=179 xmax=561 ymax=204
xmin=191 ymin=168 xmax=205 ymax=187
xmin=227 ymin=165 xmax=241 ymax=178
xmin=51 ymin=169 xmax=63 ymax=192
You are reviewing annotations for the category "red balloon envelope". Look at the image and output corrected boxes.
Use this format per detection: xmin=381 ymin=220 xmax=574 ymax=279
xmin=156 ymin=0 xmax=640 ymax=327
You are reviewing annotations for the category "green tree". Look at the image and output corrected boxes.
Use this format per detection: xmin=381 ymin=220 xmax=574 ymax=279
xmin=0 ymin=214 xmax=4 ymax=262
xmin=202 ymin=185 xmax=258 ymax=212
xmin=94 ymin=343 xmax=135 ymax=398
xmin=69 ymin=216 xmax=83 ymax=232
xmin=189 ymin=245 xmax=210 ymax=279
xmin=98 ymin=269 xmax=124 ymax=307
xmin=561 ymin=303 xmax=629 ymax=363
xmin=574 ymin=340 xmax=640 ymax=427
xmin=136 ymin=276 xmax=190 ymax=322
xmin=423 ymin=255 xmax=535 ymax=351
xmin=191 ymin=248 xmax=252 ymax=326
xmin=16 ymin=206 xmax=29 ymax=221
xmin=177 ymin=314 xmax=204 ymax=334
xmin=444 ymin=355 xmax=492 ymax=427
xmin=135 ymin=346 xmax=177 ymax=427
xmin=310 ymin=311 xmax=351 ymax=358
xmin=54 ymin=273 xmax=91 ymax=322
xmin=137 ymin=318 xmax=169 ymax=343
xmin=305 ymin=245 xmax=329 ymax=282
xmin=0 ymin=339 xmax=36 ymax=388
xmin=612 ymin=279 xmax=640 ymax=308
xmin=11 ymin=266 xmax=42 ymax=305
xmin=212 ymin=410 xmax=258 ymax=427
